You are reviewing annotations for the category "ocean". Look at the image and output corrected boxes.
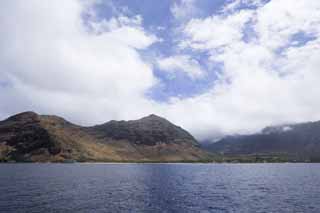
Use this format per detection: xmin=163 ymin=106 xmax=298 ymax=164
xmin=0 ymin=163 xmax=319 ymax=213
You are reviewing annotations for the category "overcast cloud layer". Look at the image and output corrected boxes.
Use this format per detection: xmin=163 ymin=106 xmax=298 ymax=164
xmin=1 ymin=0 xmax=320 ymax=141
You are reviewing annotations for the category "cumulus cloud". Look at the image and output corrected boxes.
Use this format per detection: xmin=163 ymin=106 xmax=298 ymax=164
xmin=157 ymin=55 xmax=205 ymax=79
xmin=255 ymin=0 xmax=320 ymax=50
xmin=0 ymin=0 xmax=158 ymax=124
xmin=168 ymin=0 xmax=320 ymax=139
xmin=182 ymin=10 xmax=253 ymax=50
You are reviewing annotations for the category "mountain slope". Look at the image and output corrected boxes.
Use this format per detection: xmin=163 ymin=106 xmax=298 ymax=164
xmin=87 ymin=114 xmax=198 ymax=146
xmin=205 ymin=121 xmax=320 ymax=161
xmin=0 ymin=112 xmax=208 ymax=162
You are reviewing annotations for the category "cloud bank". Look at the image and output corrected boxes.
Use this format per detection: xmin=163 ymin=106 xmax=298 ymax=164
xmin=0 ymin=0 xmax=158 ymax=124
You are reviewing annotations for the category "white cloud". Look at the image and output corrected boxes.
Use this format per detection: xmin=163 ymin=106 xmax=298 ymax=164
xmin=0 ymin=0 xmax=158 ymax=124
xmin=90 ymin=15 xmax=142 ymax=32
xmin=222 ymin=0 xmax=265 ymax=13
xmin=157 ymin=55 xmax=205 ymax=79
xmin=183 ymin=10 xmax=253 ymax=50
xmin=165 ymin=0 xmax=320 ymax=140
xmin=255 ymin=0 xmax=320 ymax=50
xmin=171 ymin=0 xmax=199 ymax=21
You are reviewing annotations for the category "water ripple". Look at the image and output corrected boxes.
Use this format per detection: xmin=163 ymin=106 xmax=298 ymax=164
xmin=0 ymin=163 xmax=320 ymax=212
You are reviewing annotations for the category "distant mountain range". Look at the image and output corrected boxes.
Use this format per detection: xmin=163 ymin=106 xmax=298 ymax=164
xmin=203 ymin=121 xmax=320 ymax=162
xmin=0 ymin=112 xmax=208 ymax=162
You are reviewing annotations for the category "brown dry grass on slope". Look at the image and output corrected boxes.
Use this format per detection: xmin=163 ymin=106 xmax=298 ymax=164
xmin=1 ymin=113 xmax=209 ymax=162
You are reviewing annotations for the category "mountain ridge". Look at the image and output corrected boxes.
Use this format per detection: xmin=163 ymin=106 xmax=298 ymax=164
xmin=204 ymin=120 xmax=320 ymax=161
xmin=88 ymin=114 xmax=198 ymax=146
xmin=0 ymin=112 xmax=208 ymax=162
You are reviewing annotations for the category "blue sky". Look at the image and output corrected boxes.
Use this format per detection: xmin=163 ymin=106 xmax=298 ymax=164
xmin=91 ymin=0 xmax=233 ymax=102
xmin=0 ymin=0 xmax=320 ymax=139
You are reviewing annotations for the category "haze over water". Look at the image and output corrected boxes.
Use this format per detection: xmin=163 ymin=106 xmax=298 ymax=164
xmin=0 ymin=163 xmax=319 ymax=213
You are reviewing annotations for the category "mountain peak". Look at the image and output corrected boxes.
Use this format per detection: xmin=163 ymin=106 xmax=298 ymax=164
xmin=14 ymin=111 xmax=38 ymax=116
xmin=90 ymin=114 xmax=198 ymax=146
xmin=147 ymin=114 xmax=159 ymax=118
xmin=7 ymin=111 xmax=39 ymax=121
xmin=140 ymin=114 xmax=166 ymax=121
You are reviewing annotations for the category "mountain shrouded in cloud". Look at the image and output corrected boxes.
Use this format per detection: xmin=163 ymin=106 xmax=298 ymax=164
xmin=0 ymin=0 xmax=320 ymax=141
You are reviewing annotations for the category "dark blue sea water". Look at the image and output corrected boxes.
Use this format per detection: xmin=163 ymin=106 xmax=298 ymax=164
xmin=0 ymin=163 xmax=320 ymax=213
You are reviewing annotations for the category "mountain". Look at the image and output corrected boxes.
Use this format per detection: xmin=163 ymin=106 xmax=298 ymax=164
xmin=0 ymin=112 xmax=208 ymax=162
xmin=204 ymin=121 xmax=320 ymax=161
xmin=87 ymin=114 xmax=198 ymax=146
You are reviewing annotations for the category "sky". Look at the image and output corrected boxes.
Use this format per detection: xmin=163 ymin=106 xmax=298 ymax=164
xmin=0 ymin=0 xmax=320 ymax=141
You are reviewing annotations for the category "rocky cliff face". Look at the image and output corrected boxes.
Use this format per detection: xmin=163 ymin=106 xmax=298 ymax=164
xmin=0 ymin=112 xmax=61 ymax=161
xmin=88 ymin=114 xmax=198 ymax=146
xmin=0 ymin=112 xmax=208 ymax=162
